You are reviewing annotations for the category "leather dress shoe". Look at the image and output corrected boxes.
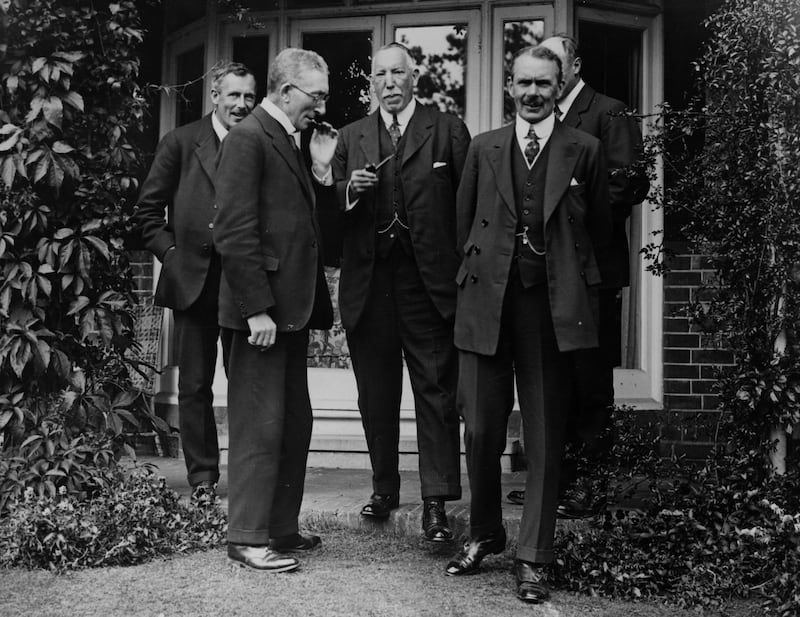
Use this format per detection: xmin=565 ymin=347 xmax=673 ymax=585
xmin=422 ymin=499 xmax=453 ymax=542
xmin=557 ymin=488 xmax=607 ymax=519
xmin=514 ymin=560 xmax=550 ymax=603
xmin=190 ymin=480 xmax=218 ymax=506
xmin=269 ymin=533 xmax=321 ymax=553
xmin=506 ymin=490 xmax=525 ymax=505
xmin=227 ymin=543 xmax=299 ymax=572
xmin=445 ymin=527 xmax=507 ymax=576
xmin=360 ymin=493 xmax=399 ymax=519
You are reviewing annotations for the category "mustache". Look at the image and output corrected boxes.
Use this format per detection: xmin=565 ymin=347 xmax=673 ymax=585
xmin=521 ymin=96 xmax=544 ymax=106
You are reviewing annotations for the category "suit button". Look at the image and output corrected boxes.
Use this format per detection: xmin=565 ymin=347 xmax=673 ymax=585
xmin=579 ymin=271 xmax=585 ymax=277
xmin=389 ymin=233 xmax=395 ymax=239
xmin=481 ymin=219 xmax=489 ymax=227
xmin=208 ymin=222 xmax=214 ymax=229
xmin=470 ymin=275 xmax=478 ymax=283
xmin=574 ymin=242 xmax=580 ymax=249
xmin=525 ymin=182 xmax=532 ymax=187
xmin=523 ymin=209 xmax=530 ymax=216
xmin=568 ymin=216 xmax=574 ymax=224
xmin=474 ymin=246 xmax=481 ymax=255
xmin=311 ymin=240 xmax=317 ymax=248
xmin=213 ymin=203 xmax=217 ymax=209
xmin=202 ymin=243 xmax=210 ymax=253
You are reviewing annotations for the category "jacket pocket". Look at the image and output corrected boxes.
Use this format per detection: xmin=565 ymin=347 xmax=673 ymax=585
xmin=263 ymin=254 xmax=279 ymax=271
xmin=455 ymin=262 xmax=468 ymax=287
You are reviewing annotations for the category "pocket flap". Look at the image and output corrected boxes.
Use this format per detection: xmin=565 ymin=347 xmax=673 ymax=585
xmin=263 ymin=255 xmax=279 ymax=271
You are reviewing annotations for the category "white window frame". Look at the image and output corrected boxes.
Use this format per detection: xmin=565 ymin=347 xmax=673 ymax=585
xmin=385 ymin=9 xmax=482 ymax=136
xmin=576 ymin=7 xmax=665 ymax=409
xmin=489 ymin=4 xmax=556 ymax=131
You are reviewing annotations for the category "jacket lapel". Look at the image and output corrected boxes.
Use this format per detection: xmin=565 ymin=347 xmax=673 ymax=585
xmin=487 ymin=124 xmax=516 ymax=216
xmin=543 ymin=122 xmax=579 ymax=224
xmin=194 ymin=114 xmax=218 ymax=183
xmin=563 ymin=84 xmax=595 ymax=130
xmin=253 ymin=106 xmax=314 ymax=206
xmin=401 ymin=104 xmax=433 ymax=167
xmin=359 ymin=111 xmax=382 ymax=169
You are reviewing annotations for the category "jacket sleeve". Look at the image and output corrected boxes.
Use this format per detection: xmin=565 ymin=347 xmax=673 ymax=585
xmin=213 ymin=127 xmax=276 ymax=319
xmin=455 ymin=139 xmax=480 ymax=253
xmin=601 ymin=100 xmax=650 ymax=218
xmin=449 ymin=117 xmax=472 ymax=198
xmin=132 ymin=131 xmax=180 ymax=261
xmin=585 ymin=138 xmax=613 ymax=254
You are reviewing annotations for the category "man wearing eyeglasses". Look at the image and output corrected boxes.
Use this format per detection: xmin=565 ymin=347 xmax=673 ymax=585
xmin=213 ymin=48 xmax=335 ymax=572
xmin=321 ymin=43 xmax=470 ymax=543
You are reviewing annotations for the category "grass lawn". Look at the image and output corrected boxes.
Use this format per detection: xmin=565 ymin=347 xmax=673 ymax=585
xmin=0 ymin=526 xmax=756 ymax=617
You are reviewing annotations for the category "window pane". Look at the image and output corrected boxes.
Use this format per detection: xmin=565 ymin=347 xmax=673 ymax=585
xmin=395 ymin=24 xmax=467 ymax=119
xmin=175 ymin=45 xmax=205 ymax=127
xmin=233 ymin=35 xmax=270 ymax=103
xmin=301 ymin=31 xmax=372 ymax=129
xmin=502 ymin=20 xmax=545 ymax=125
xmin=165 ymin=0 xmax=205 ymax=33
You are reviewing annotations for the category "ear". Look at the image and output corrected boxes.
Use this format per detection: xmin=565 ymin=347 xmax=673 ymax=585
xmin=573 ymin=56 xmax=582 ymax=78
xmin=210 ymin=88 xmax=220 ymax=108
xmin=505 ymin=74 xmax=513 ymax=97
xmin=279 ymin=82 xmax=293 ymax=102
xmin=411 ymin=67 xmax=420 ymax=86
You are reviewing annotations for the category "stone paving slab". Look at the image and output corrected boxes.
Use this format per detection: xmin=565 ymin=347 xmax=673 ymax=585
xmin=132 ymin=455 xmax=538 ymax=541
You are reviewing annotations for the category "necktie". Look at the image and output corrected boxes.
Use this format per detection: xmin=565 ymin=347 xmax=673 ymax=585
xmin=389 ymin=114 xmax=401 ymax=149
xmin=554 ymin=105 xmax=563 ymax=120
xmin=524 ymin=125 xmax=540 ymax=167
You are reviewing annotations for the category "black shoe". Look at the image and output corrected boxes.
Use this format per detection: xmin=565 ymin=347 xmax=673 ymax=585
xmin=506 ymin=490 xmax=525 ymax=505
xmin=445 ymin=527 xmax=507 ymax=576
xmin=227 ymin=544 xmax=299 ymax=572
xmin=360 ymin=493 xmax=399 ymax=519
xmin=190 ymin=480 xmax=218 ymax=506
xmin=269 ymin=533 xmax=321 ymax=553
xmin=422 ymin=499 xmax=453 ymax=542
xmin=514 ymin=560 xmax=550 ymax=603
xmin=557 ymin=487 xmax=606 ymax=519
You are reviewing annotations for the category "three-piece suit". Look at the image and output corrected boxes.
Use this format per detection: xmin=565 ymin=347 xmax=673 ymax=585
xmin=454 ymin=118 xmax=611 ymax=563
xmin=213 ymin=105 xmax=333 ymax=545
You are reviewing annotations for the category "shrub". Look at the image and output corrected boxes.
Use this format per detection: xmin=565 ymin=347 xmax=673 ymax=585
xmin=0 ymin=466 xmax=227 ymax=572
xmin=0 ymin=0 xmax=167 ymax=513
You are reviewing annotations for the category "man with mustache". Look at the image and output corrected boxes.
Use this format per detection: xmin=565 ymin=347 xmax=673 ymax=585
xmin=325 ymin=43 xmax=470 ymax=542
xmin=446 ymin=45 xmax=610 ymax=603
xmin=134 ymin=61 xmax=256 ymax=505
xmin=213 ymin=48 xmax=335 ymax=572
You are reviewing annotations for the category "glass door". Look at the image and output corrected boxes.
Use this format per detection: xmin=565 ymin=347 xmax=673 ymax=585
xmin=576 ymin=7 xmax=664 ymax=406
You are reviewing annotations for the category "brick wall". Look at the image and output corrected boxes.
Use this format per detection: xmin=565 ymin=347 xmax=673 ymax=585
xmin=130 ymin=250 xmax=154 ymax=299
xmin=661 ymin=241 xmax=734 ymax=458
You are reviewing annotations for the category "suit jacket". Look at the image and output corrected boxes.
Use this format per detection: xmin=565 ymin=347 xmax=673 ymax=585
xmin=562 ymin=84 xmax=649 ymax=288
xmin=213 ymin=106 xmax=333 ymax=333
xmin=332 ymin=104 xmax=471 ymax=330
xmin=133 ymin=113 xmax=219 ymax=310
xmin=454 ymin=121 xmax=611 ymax=355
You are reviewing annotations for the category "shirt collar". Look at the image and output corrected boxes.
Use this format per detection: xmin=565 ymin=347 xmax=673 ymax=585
xmin=515 ymin=111 xmax=556 ymax=146
xmin=379 ymin=98 xmax=416 ymax=135
xmin=261 ymin=97 xmax=298 ymax=139
xmin=557 ymin=78 xmax=585 ymax=118
xmin=211 ymin=111 xmax=228 ymax=142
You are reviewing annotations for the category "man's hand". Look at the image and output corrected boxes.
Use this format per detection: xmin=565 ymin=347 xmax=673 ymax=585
xmin=246 ymin=312 xmax=277 ymax=350
xmin=348 ymin=167 xmax=378 ymax=195
xmin=309 ymin=121 xmax=339 ymax=178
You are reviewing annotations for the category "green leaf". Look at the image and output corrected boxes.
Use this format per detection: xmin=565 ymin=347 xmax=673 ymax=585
xmin=67 ymin=295 xmax=90 ymax=316
xmin=62 ymin=91 xmax=84 ymax=112
xmin=42 ymin=97 xmax=63 ymax=129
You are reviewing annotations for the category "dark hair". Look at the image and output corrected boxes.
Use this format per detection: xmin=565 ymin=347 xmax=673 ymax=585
xmin=210 ymin=61 xmax=254 ymax=91
xmin=511 ymin=45 xmax=563 ymax=84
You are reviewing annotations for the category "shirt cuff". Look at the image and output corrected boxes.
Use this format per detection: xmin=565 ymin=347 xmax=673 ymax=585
xmin=311 ymin=165 xmax=333 ymax=186
xmin=345 ymin=180 xmax=359 ymax=211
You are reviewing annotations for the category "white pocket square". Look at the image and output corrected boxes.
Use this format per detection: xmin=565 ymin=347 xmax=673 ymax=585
xmin=570 ymin=177 xmax=580 ymax=186
xmin=433 ymin=161 xmax=447 ymax=169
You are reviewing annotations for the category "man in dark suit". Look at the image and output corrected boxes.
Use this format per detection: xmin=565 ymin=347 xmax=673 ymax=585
xmin=505 ymin=35 xmax=650 ymax=516
xmin=328 ymin=43 xmax=470 ymax=541
xmin=133 ymin=61 xmax=256 ymax=503
xmin=213 ymin=48 xmax=334 ymax=572
xmin=445 ymin=46 xmax=610 ymax=603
